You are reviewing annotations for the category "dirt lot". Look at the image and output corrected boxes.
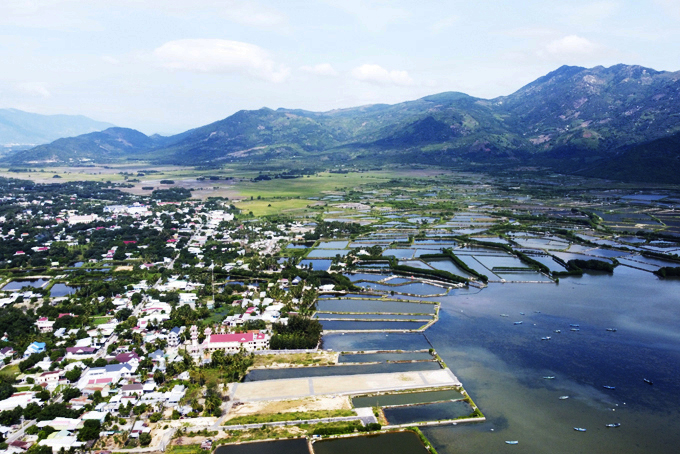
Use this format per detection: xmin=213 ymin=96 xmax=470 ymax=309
xmin=231 ymin=369 xmax=461 ymax=402
xmin=225 ymin=395 xmax=351 ymax=420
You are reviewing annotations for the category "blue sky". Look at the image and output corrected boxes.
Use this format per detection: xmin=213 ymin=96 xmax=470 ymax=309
xmin=1 ymin=0 xmax=679 ymax=134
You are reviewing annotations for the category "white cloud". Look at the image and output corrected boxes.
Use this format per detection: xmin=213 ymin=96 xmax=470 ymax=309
xmin=15 ymin=82 xmax=50 ymax=98
xmin=655 ymin=0 xmax=680 ymax=18
xmin=431 ymin=15 xmax=459 ymax=33
xmin=541 ymin=35 xmax=604 ymax=58
xmin=351 ymin=64 xmax=413 ymax=86
xmin=300 ymin=63 xmax=338 ymax=77
xmin=101 ymin=56 xmax=120 ymax=65
xmin=219 ymin=1 xmax=288 ymax=28
xmin=153 ymin=39 xmax=290 ymax=83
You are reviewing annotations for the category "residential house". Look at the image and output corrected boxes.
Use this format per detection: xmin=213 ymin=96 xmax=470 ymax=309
xmin=23 ymin=342 xmax=46 ymax=358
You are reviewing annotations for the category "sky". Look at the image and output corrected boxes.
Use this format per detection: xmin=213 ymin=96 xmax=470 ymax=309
xmin=1 ymin=0 xmax=679 ymax=135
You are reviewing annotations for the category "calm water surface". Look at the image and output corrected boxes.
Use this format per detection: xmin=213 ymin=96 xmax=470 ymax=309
xmin=325 ymin=267 xmax=680 ymax=453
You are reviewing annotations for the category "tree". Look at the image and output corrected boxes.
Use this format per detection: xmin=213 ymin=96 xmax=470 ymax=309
xmin=62 ymin=387 xmax=81 ymax=401
xmin=153 ymin=370 xmax=165 ymax=385
xmin=77 ymin=419 xmax=100 ymax=441
xmin=139 ymin=432 xmax=152 ymax=446
xmin=64 ymin=368 xmax=82 ymax=383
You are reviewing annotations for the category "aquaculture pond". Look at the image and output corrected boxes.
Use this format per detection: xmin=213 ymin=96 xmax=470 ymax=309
xmin=383 ymin=400 xmax=474 ymax=425
xmin=243 ymin=361 xmax=441 ymax=381
xmin=356 ymin=282 xmax=446 ymax=295
xmin=317 ymin=299 xmax=437 ymax=314
xmin=319 ymin=320 xmax=427 ymax=331
xmin=2 ymin=279 xmax=49 ymax=290
xmin=215 ymin=439 xmax=308 ymax=454
xmin=312 ymin=431 xmax=429 ymax=454
xmin=49 ymin=283 xmax=77 ymax=297
xmin=339 ymin=351 xmax=434 ymax=363
xmin=352 ymin=389 xmax=464 ymax=408
xmin=306 ymin=249 xmax=348 ymax=258
xmin=299 ymin=259 xmax=333 ymax=270
xmin=315 ymin=313 xmax=432 ymax=321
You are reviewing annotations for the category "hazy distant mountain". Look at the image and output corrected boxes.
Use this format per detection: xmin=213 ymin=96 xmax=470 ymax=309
xmin=10 ymin=64 xmax=680 ymax=183
xmin=0 ymin=109 xmax=114 ymax=149
xmin=16 ymin=127 xmax=159 ymax=164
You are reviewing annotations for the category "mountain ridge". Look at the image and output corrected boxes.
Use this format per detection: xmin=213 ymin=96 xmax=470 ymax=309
xmin=9 ymin=64 xmax=680 ymax=183
xmin=0 ymin=108 xmax=114 ymax=150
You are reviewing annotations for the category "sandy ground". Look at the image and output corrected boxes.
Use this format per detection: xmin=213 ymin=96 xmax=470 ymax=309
xmin=115 ymin=265 xmax=133 ymax=271
xmin=231 ymin=369 xmax=460 ymax=402
xmin=225 ymin=395 xmax=351 ymax=420
xmin=251 ymin=351 xmax=338 ymax=369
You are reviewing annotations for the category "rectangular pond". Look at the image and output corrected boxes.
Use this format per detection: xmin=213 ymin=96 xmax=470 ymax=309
xmin=352 ymin=388 xmax=465 ymax=408
xmin=244 ymin=360 xmax=441 ymax=381
xmin=315 ymin=313 xmax=432 ymax=321
xmin=317 ymin=299 xmax=437 ymax=314
xmin=320 ymin=320 xmax=427 ymax=331
xmin=215 ymin=439 xmax=308 ymax=454
xmin=2 ymin=279 xmax=49 ymax=290
xmin=299 ymin=259 xmax=333 ymax=270
xmin=306 ymin=249 xmax=348 ymax=258
xmin=49 ymin=283 xmax=77 ymax=297
xmin=383 ymin=400 xmax=474 ymax=425
xmin=312 ymin=431 xmax=429 ymax=454
xmin=339 ymin=351 xmax=434 ymax=363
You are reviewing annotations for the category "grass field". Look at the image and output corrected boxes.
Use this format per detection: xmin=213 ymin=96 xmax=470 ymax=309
xmin=0 ymin=364 xmax=20 ymax=380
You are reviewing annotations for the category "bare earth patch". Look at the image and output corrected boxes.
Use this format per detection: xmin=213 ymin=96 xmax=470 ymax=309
xmin=225 ymin=395 xmax=351 ymax=420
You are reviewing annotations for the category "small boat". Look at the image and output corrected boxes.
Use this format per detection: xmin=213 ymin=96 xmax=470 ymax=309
xmin=514 ymin=321 xmax=523 ymax=325
xmin=500 ymin=314 xmax=509 ymax=317
xmin=644 ymin=378 xmax=653 ymax=385
xmin=541 ymin=337 xmax=551 ymax=341
xmin=519 ymin=312 xmax=525 ymax=315
xmin=543 ymin=376 xmax=555 ymax=380
xmin=605 ymin=423 xmax=621 ymax=428
xmin=606 ymin=328 xmax=617 ymax=332
xmin=534 ymin=311 xmax=541 ymax=313
xmin=570 ymin=324 xmax=580 ymax=327
xmin=505 ymin=441 xmax=519 ymax=445
xmin=570 ymin=328 xmax=580 ymax=332
xmin=603 ymin=385 xmax=616 ymax=390
xmin=573 ymin=427 xmax=587 ymax=432
xmin=554 ymin=329 xmax=561 ymax=333
xmin=559 ymin=396 xmax=570 ymax=400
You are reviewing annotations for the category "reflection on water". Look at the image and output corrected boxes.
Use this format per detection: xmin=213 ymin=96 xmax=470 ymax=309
xmin=384 ymin=400 xmax=474 ymax=425
xmin=352 ymin=388 xmax=464 ymax=407
xmin=244 ymin=361 xmax=441 ymax=381
xmin=215 ymin=439 xmax=308 ymax=454
xmin=312 ymin=431 xmax=429 ymax=454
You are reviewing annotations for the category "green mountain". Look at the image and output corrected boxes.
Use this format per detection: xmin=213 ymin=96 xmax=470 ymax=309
xmin=0 ymin=108 xmax=114 ymax=149
xmin=16 ymin=127 xmax=158 ymax=164
xmin=10 ymin=64 xmax=680 ymax=183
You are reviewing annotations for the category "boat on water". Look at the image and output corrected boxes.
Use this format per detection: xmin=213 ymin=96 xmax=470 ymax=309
xmin=603 ymin=385 xmax=616 ymax=390
xmin=559 ymin=396 xmax=569 ymax=400
xmin=514 ymin=321 xmax=523 ymax=325
xmin=606 ymin=423 xmax=621 ymax=428
xmin=570 ymin=324 xmax=580 ymax=327
xmin=500 ymin=314 xmax=509 ymax=317
xmin=543 ymin=376 xmax=555 ymax=380
xmin=606 ymin=328 xmax=617 ymax=332
xmin=519 ymin=312 xmax=525 ymax=315
xmin=570 ymin=328 xmax=580 ymax=331
xmin=574 ymin=427 xmax=587 ymax=432
xmin=505 ymin=441 xmax=519 ymax=445
xmin=554 ymin=329 xmax=561 ymax=333
xmin=644 ymin=378 xmax=653 ymax=385
xmin=534 ymin=311 xmax=541 ymax=313
xmin=541 ymin=337 xmax=551 ymax=341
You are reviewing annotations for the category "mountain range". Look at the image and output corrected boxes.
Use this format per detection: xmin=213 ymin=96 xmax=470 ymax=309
xmin=8 ymin=64 xmax=680 ymax=183
xmin=0 ymin=109 xmax=114 ymax=150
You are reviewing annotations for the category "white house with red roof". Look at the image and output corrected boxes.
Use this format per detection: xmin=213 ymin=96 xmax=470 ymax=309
xmin=199 ymin=328 xmax=269 ymax=355
xmin=35 ymin=317 xmax=55 ymax=333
